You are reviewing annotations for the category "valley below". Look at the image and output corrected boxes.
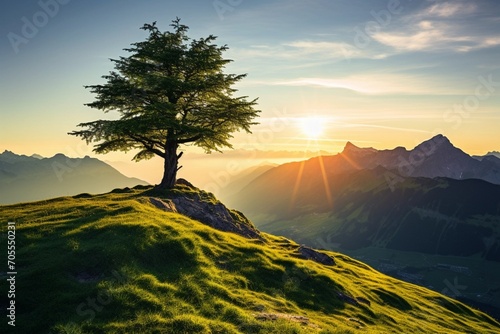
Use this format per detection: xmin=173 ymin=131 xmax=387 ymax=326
xmin=228 ymin=135 xmax=500 ymax=323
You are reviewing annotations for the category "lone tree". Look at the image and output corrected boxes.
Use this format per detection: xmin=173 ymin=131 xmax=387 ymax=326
xmin=70 ymin=19 xmax=260 ymax=189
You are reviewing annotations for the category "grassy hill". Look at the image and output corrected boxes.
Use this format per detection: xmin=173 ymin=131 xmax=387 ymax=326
xmin=232 ymin=165 xmax=500 ymax=319
xmin=1 ymin=185 xmax=499 ymax=333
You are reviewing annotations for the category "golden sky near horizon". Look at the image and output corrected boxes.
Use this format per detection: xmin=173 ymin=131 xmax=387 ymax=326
xmin=1 ymin=0 xmax=499 ymax=185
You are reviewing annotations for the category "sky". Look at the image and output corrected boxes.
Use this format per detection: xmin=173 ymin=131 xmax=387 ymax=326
xmin=1 ymin=0 xmax=500 ymax=186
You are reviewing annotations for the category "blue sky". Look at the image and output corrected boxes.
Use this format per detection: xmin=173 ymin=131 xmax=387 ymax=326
xmin=1 ymin=0 xmax=500 ymax=183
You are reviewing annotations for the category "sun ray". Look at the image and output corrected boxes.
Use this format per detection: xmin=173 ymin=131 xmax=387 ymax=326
xmin=289 ymin=160 xmax=306 ymax=212
xmin=318 ymin=155 xmax=333 ymax=209
xmin=339 ymin=151 xmax=363 ymax=170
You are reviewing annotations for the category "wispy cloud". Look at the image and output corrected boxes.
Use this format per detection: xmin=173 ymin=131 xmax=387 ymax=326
xmin=423 ymin=1 xmax=477 ymax=17
xmin=373 ymin=22 xmax=475 ymax=52
xmin=229 ymin=39 xmax=387 ymax=65
xmin=372 ymin=1 xmax=500 ymax=53
xmin=270 ymin=74 xmax=449 ymax=95
xmin=338 ymin=123 xmax=432 ymax=134
xmin=229 ymin=0 xmax=499 ymax=67
xmin=283 ymin=40 xmax=388 ymax=59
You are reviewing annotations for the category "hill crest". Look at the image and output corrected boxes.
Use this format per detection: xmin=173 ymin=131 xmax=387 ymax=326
xmin=1 ymin=185 xmax=499 ymax=333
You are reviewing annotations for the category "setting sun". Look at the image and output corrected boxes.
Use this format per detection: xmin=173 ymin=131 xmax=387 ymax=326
xmin=298 ymin=117 xmax=325 ymax=139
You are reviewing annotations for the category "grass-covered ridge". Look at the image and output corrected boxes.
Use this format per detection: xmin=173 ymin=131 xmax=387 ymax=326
xmin=1 ymin=185 xmax=499 ymax=333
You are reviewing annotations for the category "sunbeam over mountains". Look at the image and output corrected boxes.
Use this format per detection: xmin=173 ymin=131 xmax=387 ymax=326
xmin=227 ymin=135 xmax=500 ymax=320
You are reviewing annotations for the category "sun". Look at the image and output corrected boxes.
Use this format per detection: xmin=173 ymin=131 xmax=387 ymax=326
xmin=298 ymin=116 xmax=325 ymax=139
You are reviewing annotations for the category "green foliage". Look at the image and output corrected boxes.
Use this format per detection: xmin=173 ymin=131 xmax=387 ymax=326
xmin=1 ymin=188 xmax=499 ymax=333
xmin=69 ymin=18 xmax=260 ymax=188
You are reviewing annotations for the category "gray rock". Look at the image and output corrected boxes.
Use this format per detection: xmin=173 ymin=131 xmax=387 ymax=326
xmin=356 ymin=296 xmax=371 ymax=306
xmin=337 ymin=291 xmax=358 ymax=306
xmin=149 ymin=189 xmax=261 ymax=240
xmin=298 ymin=245 xmax=336 ymax=266
xmin=149 ymin=197 xmax=177 ymax=212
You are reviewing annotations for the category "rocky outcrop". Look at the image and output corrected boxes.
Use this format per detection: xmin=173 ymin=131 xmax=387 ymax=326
xmin=337 ymin=291 xmax=358 ymax=306
xmin=298 ymin=245 xmax=336 ymax=266
xmin=149 ymin=180 xmax=261 ymax=239
xmin=149 ymin=197 xmax=177 ymax=212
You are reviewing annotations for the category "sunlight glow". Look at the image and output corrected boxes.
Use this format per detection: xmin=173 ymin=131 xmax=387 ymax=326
xmin=298 ymin=117 xmax=325 ymax=139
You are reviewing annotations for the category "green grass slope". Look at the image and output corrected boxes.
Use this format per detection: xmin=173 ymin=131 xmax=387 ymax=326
xmin=1 ymin=185 xmax=499 ymax=333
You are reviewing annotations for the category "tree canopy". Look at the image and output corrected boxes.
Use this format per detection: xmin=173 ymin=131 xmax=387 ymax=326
xmin=70 ymin=19 xmax=260 ymax=188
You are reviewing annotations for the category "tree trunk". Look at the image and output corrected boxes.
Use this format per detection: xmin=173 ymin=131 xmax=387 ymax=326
xmin=158 ymin=141 xmax=178 ymax=189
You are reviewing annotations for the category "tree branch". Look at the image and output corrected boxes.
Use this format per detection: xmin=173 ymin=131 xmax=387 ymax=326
xmin=126 ymin=133 xmax=165 ymax=158
xmin=177 ymin=134 xmax=203 ymax=144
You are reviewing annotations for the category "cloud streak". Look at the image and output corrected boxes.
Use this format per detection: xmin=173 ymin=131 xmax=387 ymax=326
xmin=228 ymin=39 xmax=387 ymax=66
xmin=423 ymin=2 xmax=477 ymax=18
xmin=271 ymin=73 xmax=451 ymax=95
xmin=283 ymin=40 xmax=388 ymax=59
xmin=372 ymin=1 xmax=500 ymax=53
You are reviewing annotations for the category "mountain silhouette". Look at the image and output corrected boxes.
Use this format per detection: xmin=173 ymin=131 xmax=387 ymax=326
xmin=337 ymin=134 xmax=500 ymax=183
xmin=229 ymin=135 xmax=500 ymax=319
xmin=0 ymin=150 xmax=148 ymax=204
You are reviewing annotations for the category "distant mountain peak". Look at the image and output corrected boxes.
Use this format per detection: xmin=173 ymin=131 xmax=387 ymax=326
xmin=413 ymin=134 xmax=455 ymax=156
xmin=1 ymin=150 xmax=17 ymax=156
xmin=51 ymin=153 xmax=69 ymax=160
xmin=432 ymin=134 xmax=451 ymax=144
xmin=344 ymin=141 xmax=359 ymax=149
xmin=0 ymin=150 xmax=34 ymax=163
xmin=0 ymin=151 xmax=148 ymax=204
xmin=432 ymin=133 xmax=446 ymax=139
xmin=342 ymin=141 xmax=377 ymax=155
xmin=425 ymin=134 xmax=450 ymax=145
xmin=486 ymin=151 xmax=500 ymax=159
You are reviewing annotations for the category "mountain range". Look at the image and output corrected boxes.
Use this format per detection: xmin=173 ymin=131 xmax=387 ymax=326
xmin=215 ymin=163 xmax=277 ymax=204
xmin=474 ymin=151 xmax=500 ymax=161
xmin=343 ymin=135 xmax=500 ymax=184
xmin=0 ymin=150 xmax=148 ymax=204
xmin=228 ymin=135 xmax=500 ymax=319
